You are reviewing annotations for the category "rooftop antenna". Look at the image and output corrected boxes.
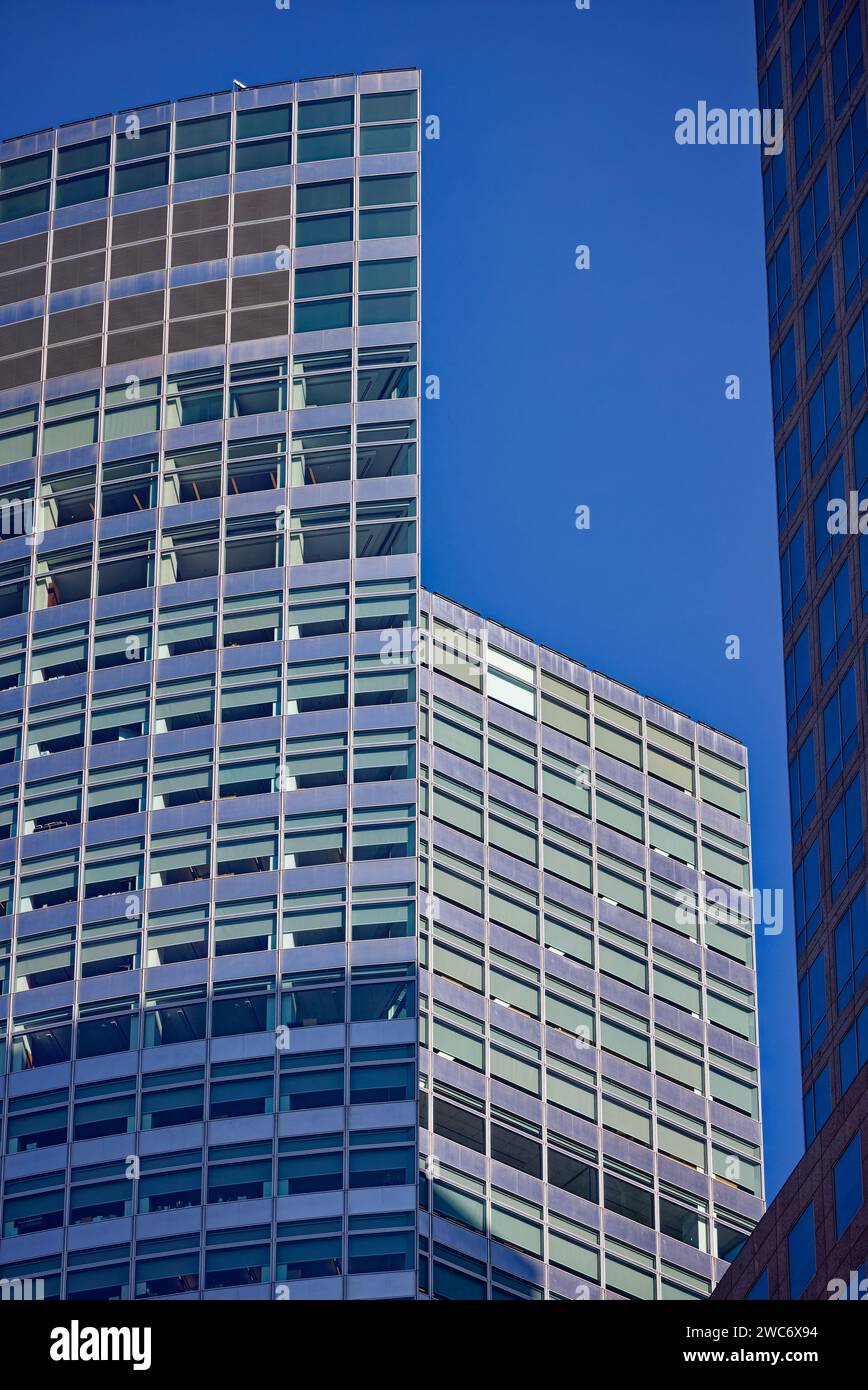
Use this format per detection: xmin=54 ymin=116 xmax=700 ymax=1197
xmin=233 ymin=79 xmax=247 ymax=90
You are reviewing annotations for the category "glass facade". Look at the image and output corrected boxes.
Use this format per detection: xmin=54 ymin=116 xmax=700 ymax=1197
xmin=714 ymin=0 xmax=867 ymax=1302
xmin=0 ymin=71 xmax=422 ymax=1303
xmin=417 ymin=595 xmax=761 ymax=1300
xmin=0 ymin=70 xmax=760 ymax=1301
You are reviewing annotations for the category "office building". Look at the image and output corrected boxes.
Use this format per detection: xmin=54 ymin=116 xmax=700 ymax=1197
xmin=713 ymin=0 xmax=868 ymax=1300
xmin=0 ymin=71 xmax=761 ymax=1301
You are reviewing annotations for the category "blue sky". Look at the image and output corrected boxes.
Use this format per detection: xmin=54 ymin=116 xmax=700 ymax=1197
xmin=0 ymin=0 xmax=801 ymax=1197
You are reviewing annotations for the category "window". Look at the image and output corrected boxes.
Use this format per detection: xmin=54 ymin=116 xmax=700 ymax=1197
xmin=785 ymin=627 xmax=812 ymax=735
xmin=3 ymin=1169 xmax=65 ymax=1237
xmin=829 ymin=774 xmax=864 ymax=900
xmin=788 ymin=1203 xmax=817 ymax=1297
xmin=292 ymin=350 xmax=352 ymax=408
xmin=837 ymin=98 xmax=868 ymax=209
xmin=283 ymin=732 xmax=346 ymax=791
xmin=794 ymin=73 xmax=825 ymax=185
xmin=756 ymin=0 xmax=780 ymax=56
xmin=604 ymin=1171 xmax=654 ymax=1229
xmin=84 ymin=836 xmax=144 ymax=901
xmin=356 ymin=498 xmax=416 ymax=558
xmin=298 ymin=94 xmax=354 ymax=128
xmin=115 ymin=124 xmax=169 ymax=165
xmin=175 ymin=145 xmax=229 ymax=183
xmin=0 ymin=405 xmax=37 ymax=469
xmin=348 ymin=1127 xmax=414 ymax=1191
xmin=832 ymin=9 xmax=865 ymax=114
xmin=823 ymin=665 xmax=858 ymax=788
xmin=57 ymin=176 xmax=108 ymax=226
xmin=803 ymin=260 xmax=836 ymax=378
xmin=289 ymin=503 xmax=350 ymax=564
xmin=357 ymin=343 xmax=417 ymax=402
xmin=235 ymin=134 xmax=291 ymax=173
xmin=803 ymin=1065 xmax=831 ymax=1143
xmin=237 ymin=103 xmax=291 ymax=141
xmin=0 ymin=150 xmax=51 ymax=221
xmin=286 ymin=657 xmax=348 ymax=713
xmin=662 ymin=1194 xmax=709 ymax=1253
xmin=355 ymin=652 xmax=414 ymax=706
xmin=157 ymin=597 xmax=217 ymax=657
xmin=839 ymin=1000 xmax=868 ymax=1090
xmin=790 ymin=0 xmax=821 ymax=92
xmin=808 ymin=357 xmax=841 ymax=467
xmin=772 ymin=326 xmax=797 ymax=430
xmin=834 ymin=1134 xmax=864 ymax=1238
xmin=295 ymin=178 xmax=352 ymax=245
xmin=352 ymin=804 xmax=414 ymax=862
xmin=138 ymin=1149 xmax=202 ymax=1216
xmin=760 ymin=50 xmax=783 ymax=115
xmin=594 ymin=699 xmax=642 ymax=768
xmin=357 ymin=419 xmax=417 ymax=480
xmin=768 ymin=234 xmax=792 ymax=336
xmin=360 ymin=90 xmax=417 ymax=156
xmin=41 ymin=391 xmax=98 ymax=455
xmin=819 ymin=559 xmax=852 ymax=680
xmin=799 ymin=952 xmax=828 ymax=1065
xmin=813 ymin=456 xmax=845 ymax=574
xmin=764 ymin=149 xmax=789 ymax=240
xmin=487 ymin=646 xmax=536 ymax=715
xmin=24 ymin=773 xmax=82 ymax=834
xmin=542 ymin=747 xmax=588 ymax=813
xmin=10 ymin=1007 xmax=73 ymax=1069
xmin=781 ymin=524 xmax=807 ymax=630
xmin=7 ymin=1090 xmax=69 ymax=1153
xmin=849 ymin=304 xmax=868 ymax=405
xmin=284 ymin=811 xmax=346 ymax=868
xmin=358 ymin=257 xmax=417 ymax=325
xmin=799 ymin=165 xmax=830 ymax=274
xmin=277 ymin=1130 xmax=342 ymax=1197
xmin=842 ymin=196 xmax=868 ymax=303
xmin=360 ymin=172 xmax=418 ymax=240
xmin=288 ymin=581 xmax=349 ymax=637
xmin=104 ymin=383 xmax=160 ymax=442
xmin=15 ymin=928 xmax=75 ymax=990
xmin=834 ymin=887 xmax=868 ymax=1008
xmin=279 ymin=1050 xmax=343 ymax=1112
xmin=0 ymin=149 xmax=51 ymax=190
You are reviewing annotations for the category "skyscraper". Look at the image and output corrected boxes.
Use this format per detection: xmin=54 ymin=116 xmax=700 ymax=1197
xmin=0 ymin=72 xmax=761 ymax=1302
xmin=713 ymin=0 xmax=868 ymax=1300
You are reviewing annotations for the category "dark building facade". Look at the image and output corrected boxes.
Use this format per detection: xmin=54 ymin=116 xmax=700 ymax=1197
xmin=713 ymin=0 xmax=868 ymax=1299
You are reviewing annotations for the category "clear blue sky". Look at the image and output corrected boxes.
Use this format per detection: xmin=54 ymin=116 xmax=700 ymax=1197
xmin=0 ymin=0 xmax=801 ymax=1198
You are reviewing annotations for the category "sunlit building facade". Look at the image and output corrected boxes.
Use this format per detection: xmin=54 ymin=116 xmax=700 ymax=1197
xmin=0 ymin=72 xmax=761 ymax=1301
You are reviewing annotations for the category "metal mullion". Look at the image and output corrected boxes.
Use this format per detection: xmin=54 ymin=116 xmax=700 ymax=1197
xmin=333 ymin=76 xmax=364 ymax=1299
xmin=412 ymin=99 xmax=424 ymax=1301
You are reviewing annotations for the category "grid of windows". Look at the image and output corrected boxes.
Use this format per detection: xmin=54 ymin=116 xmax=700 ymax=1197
xmin=713 ymin=0 xmax=868 ymax=1304
xmin=0 ymin=71 xmax=424 ymax=1304
xmin=416 ymin=595 xmax=761 ymax=1301
xmin=760 ymin=0 xmax=868 ymax=1152
xmin=0 ymin=70 xmax=763 ymax=1304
